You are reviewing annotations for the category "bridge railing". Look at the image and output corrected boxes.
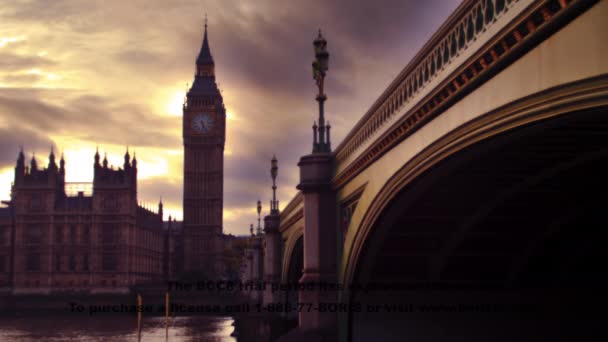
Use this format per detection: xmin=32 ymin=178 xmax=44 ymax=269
xmin=278 ymin=192 xmax=303 ymax=233
xmin=333 ymin=0 xmax=537 ymax=178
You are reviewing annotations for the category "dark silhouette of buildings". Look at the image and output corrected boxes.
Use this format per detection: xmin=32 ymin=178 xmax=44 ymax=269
xmin=0 ymin=149 xmax=171 ymax=294
xmin=0 ymin=21 xmax=233 ymax=294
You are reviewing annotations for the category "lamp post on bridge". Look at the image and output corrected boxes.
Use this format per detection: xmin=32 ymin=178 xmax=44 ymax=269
xmin=257 ymin=200 xmax=262 ymax=235
xmin=294 ymin=30 xmax=338 ymax=336
xmin=248 ymin=218 xmax=263 ymax=304
xmin=270 ymin=155 xmax=279 ymax=214
xmin=312 ymin=30 xmax=331 ymax=153
xmin=263 ymin=155 xmax=282 ymax=307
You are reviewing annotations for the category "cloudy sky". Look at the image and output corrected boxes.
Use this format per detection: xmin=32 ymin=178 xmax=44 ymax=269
xmin=0 ymin=0 xmax=460 ymax=235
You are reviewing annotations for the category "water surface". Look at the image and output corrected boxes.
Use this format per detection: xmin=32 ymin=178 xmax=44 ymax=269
xmin=0 ymin=315 xmax=237 ymax=342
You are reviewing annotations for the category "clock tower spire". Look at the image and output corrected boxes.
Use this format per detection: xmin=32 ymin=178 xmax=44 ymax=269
xmin=196 ymin=16 xmax=214 ymax=77
xmin=182 ymin=17 xmax=226 ymax=277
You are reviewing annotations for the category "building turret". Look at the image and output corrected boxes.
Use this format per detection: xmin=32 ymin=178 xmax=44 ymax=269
xmin=124 ymin=147 xmax=131 ymax=170
xmin=158 ymin=198 xmax=163 ymax=221
xmin=16 ymin=148 xmax=24 ymax=168
xmin=94 ymin=147 xmax=100 ymax=166
xmin=60 ymin=153 xmax=65 ymax=175
xmin=14 ymin=148 xmax=25 ymax=185
xmin=13 ymin=148 xmax=63 ymax=197
xmin=30 ymin=153 xmax=38 ymax=172
xmin=48 ymin=147 xmax=57 ymax=171
xmin=93 ymin=150 xmax=136 ymax=195
xmin=131 ymin=153 xmax=138 ymax=195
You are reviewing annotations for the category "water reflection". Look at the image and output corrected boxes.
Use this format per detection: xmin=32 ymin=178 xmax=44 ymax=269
xmin=0 ymin=315 xmax=237 ymax=342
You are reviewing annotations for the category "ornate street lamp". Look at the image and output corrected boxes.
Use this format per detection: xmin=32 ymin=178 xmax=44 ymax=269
xmin=270 ymin=155 xmax=279 ymax=215
xmin=312 ymin=30 xmax=331 ymax=153
xmin=256 ymin=200 xmax=262 ymax=235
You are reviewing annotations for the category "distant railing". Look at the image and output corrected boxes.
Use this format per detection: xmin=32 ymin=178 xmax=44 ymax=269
xmin=335 ymin=0 xmax=521 ymax=164
xmin=64 ymin=182 xmax=93 ymax=196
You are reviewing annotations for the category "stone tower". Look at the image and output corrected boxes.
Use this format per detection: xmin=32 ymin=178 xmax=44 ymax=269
xmin=182 ymin=20 xmax=225 ymax=277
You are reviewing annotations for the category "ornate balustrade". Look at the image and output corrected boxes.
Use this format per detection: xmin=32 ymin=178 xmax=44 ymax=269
xmin=333 ymin=0 xmax=588 ymax=187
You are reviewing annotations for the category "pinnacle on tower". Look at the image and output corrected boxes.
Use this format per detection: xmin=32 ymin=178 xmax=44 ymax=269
xmin=94 ymin=146 xmax=100 ymax=165
xmin=189 ymin=15 xmax=221 ymax=95
xmin=196 ymin=15 xmax=214 ymax=66
xmin=16 ymin=147 xmax=24 ymax=168
xmin=158 ymin=197 xmax=164 ymax=219
xmin=30 ymin=153 xmax=37 ymax=171
xmin=124 ymin=147 xmax=130 ymax=169
xmin=48 ymin=146 xmax=57 ymax=168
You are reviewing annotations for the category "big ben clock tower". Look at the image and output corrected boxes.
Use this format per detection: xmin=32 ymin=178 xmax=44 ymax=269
xmin=182 ymin=20 xmax=225 ymax=276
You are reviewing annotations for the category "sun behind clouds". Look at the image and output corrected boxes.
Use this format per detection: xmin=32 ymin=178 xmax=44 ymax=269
xmin=0 ymin=0 xmax=461 ymax=235
xmin=166 ymin=88 xmax=186 ymax=117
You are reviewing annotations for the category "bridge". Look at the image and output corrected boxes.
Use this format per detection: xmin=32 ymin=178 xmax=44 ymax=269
xmin=240 ymin=0 xmax=607 ymax=340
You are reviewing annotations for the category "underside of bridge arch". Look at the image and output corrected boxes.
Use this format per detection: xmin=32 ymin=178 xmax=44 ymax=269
xmin=349 ymin=106 xmax=608 ymax=341
xmin=284 ymin=236 xmax=303 ymax=321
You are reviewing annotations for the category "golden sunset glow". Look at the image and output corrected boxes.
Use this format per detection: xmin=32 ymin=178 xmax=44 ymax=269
xmin=0 ymin=0 xmax=460 ymax=234
xmin=0 ymin=168 xmax=12 ymax=199
xmin=166 ymin=89 xmax=187 ymax=117
xmin=0 ymin=2 xmax=604 ymax=341
xmin=0 ymin=36 xmax=25 ymax=48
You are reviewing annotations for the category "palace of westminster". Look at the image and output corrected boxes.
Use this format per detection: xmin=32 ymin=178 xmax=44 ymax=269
xmin=0 ymin=23 xmax=238 ymax=293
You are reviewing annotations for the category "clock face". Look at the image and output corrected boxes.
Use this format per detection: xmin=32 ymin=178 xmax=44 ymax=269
xmin=192 ymin=113 xmax=214 ymax=134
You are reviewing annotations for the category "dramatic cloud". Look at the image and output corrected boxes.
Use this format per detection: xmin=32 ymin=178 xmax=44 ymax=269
xmin=0 ymin=125 xmax=57 ymax=169
xmin=0 ymin=93 xmax=180 ymax=148
xmin=0 ymin=52 xmax=55 ymax=70
xmin=0 ymin=0 xmax=461 ymax=235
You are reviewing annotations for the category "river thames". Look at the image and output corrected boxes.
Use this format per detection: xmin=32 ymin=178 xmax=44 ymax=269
xmin=0 ymin=315 xmax=237 ymax=342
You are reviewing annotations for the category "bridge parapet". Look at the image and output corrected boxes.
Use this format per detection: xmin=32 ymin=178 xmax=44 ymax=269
xmin=278 ymin=192 xmax=303 ymax=233
xmin=333 ymin=0 xmax=579 ymax=185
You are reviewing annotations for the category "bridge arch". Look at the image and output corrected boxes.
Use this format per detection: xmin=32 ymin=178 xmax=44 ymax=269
xmin=281 ymin=231 xmax=304 ymax=285
xmin=281 ymin=233 xmax=303 ymax=320
xmin=343 ymin=77 xmax=608 ymax=341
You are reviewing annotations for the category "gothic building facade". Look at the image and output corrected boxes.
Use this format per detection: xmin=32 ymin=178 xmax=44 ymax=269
xmin=0 ymin=149 xmax=170 ymax=293
xmin=0 ymin=22 xmax=229 ymax=291
xmin=182 ymin=22 xmax=226 ymax=277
